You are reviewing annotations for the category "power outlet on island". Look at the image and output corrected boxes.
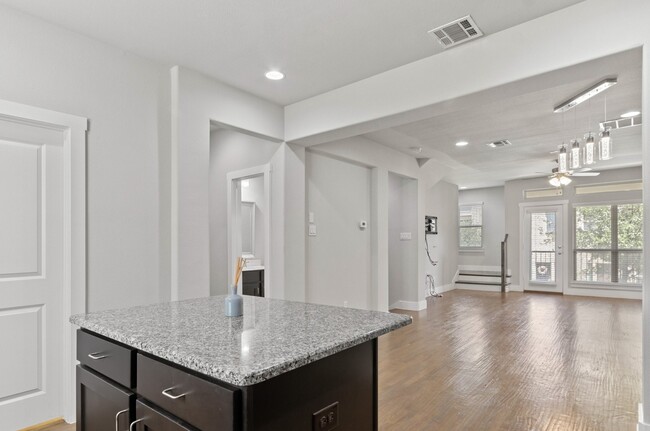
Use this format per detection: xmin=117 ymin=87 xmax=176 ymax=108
xmin=312 ymin=401 xmax=339 ymax=431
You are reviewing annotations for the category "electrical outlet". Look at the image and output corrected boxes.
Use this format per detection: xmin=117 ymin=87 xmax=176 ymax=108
xmin=400 ymin=232 xmax=412 ymax=240
xmin=308 ymin=224 xmax=317 ymax=236
xmin=312 ymin=402 xmax=339 ymax=431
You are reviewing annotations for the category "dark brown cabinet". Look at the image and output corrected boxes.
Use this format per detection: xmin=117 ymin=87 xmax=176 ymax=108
xmin=76 ymin=365 xmax=134 ymax=431
xmin=131 ymin=400 xmax=198 ymax=431
xmin=77 ymin=328 xmax=378 ymax=430
xmin=242 ymin=269 xmax=264 ymax=297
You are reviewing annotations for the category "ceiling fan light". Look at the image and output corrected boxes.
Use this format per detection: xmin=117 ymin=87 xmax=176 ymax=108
xmin=599 ymin=129 xmax=612 ymax=160
xmin=549 ymin=176 xmax=561 ymax=187
xmin=560 ymin=175 xmax=572 ymax=186
xmin=570 ymin=139 xmax=581 ymax=170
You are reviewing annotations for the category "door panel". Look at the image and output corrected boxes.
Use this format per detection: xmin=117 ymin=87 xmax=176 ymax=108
xmin=0 ymin=119 xmax=64 ymax=430
xmin=523 ymin=205 xmax=565 ymax=293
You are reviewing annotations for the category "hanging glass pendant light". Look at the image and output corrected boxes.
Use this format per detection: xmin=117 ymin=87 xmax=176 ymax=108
xmin=570 ymin=139 xmax=581 ymax=170
xmin=583 ymin=134 xmax=596 ymax=165
xmin=599 ymin=128 xmax=612 ymax=160
xmin=558 ymin=145 xmax=568 ymax=173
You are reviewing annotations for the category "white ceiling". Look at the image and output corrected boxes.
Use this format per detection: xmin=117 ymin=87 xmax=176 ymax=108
xmin=0 ymin=0 xmax=585 ymax=105
xmin=363 ymin=49 xmax=642 ymax=188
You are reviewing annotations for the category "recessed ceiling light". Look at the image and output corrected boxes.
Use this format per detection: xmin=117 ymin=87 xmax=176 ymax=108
xmin=459 ymin=186 xmax=467 ymax=190
xmin=265 ymin=70 xmax=285 ymax=80
xmin=621 ymin=110 xmax=641 ymax=118
xmin=455 ymin=141 xmax=469 ymax=147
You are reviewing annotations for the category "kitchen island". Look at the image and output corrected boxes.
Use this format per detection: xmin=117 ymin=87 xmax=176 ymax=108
xmin=70 ymin=295 xmax=411 ymax=431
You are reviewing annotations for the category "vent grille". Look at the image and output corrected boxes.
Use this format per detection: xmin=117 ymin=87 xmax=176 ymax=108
xmin=428 ymin=15 xmax=483 ymax=49
xmin=600 ymin=115 xmax=642 ymax=131
xmin=487 ymin=139 xmax=512 ymax=148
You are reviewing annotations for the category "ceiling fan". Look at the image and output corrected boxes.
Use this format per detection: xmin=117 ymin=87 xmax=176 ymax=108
xmin=546 ymin=164 xmax=600 ymax=187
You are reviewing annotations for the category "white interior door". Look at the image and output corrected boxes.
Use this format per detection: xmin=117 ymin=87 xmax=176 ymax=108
xmin=523 ymin=205 xmax=565 ymax=293
xmin=0 ymin=119 xmax=64 ymax=429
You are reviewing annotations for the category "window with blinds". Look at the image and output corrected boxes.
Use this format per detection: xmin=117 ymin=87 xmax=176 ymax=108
xmin=459 ymin=204 xmax=483 ymax=249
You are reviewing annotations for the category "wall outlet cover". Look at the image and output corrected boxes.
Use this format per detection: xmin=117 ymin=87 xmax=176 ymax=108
xmin=400 ymin=232 xmax=412 ymax=240
xmin=308 ymin=224 xmax=317 ymax=236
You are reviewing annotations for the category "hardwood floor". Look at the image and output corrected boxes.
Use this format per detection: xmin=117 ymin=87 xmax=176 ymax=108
xmin=40 ymin=290 xmax=641 ymax=431
xmin=379 ymin=290 xmax=641 ymax=431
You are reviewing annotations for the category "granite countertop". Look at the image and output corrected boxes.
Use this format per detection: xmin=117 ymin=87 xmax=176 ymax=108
xmin=70 ymin=296 xmax=411 ymax=386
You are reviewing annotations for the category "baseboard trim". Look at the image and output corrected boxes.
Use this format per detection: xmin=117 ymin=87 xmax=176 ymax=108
xmin=390 ymin=299 xmax=427 ymax=311
xmin=455 ymin=283 xmax=508 ymax=293
xmin=638 ymin=404 xmax=650 ymax=430
xmin=509 ymin=284 xmax=523 ymax=292
xmin=436 ymin=283 xmax=456 ymax=293
xmin=18 ymin=418 xmax=65 ymax=431
xmin=564 ymin=286 xmax=641 ymax=300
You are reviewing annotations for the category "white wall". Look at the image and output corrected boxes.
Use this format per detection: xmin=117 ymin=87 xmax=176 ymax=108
xmin=209 ymin=128 xmax=280 ymax=295
xmin=306 ymin=151 xmax=372 ymax=309
xmin=424 ymin=181 xmax=459 ymax=290
xmin=388 ymin=173 xmax=418 ymax=307
xmin=504 ymin=166 xmax=642 ymax=297
xmin=0 ymin=5 xmax=166 ymax=311
xmin=458 ymin=187 xmax=506 ymax=268
xmin=171 ymin=66 xmax=285 ymax=300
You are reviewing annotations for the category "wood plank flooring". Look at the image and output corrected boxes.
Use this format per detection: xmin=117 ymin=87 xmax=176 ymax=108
xmin=379 ymin=290 xmax=641 ymax=430
xmin=40 ymin=290 xmax=641 ymax=431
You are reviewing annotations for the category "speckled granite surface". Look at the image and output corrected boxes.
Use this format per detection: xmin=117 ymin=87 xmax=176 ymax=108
xmin=70 ymin=296 xmax=411 ymax=386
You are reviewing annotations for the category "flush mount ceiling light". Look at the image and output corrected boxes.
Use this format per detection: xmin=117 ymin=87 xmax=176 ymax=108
xmin=265 ymin=70 xmax=284 ymax=80
xmin=621 ymin=110 xmax=641 ymax=118
xmin=455 ymin=141 xmax=469 ymax=147
xmin=553 ymin=78 xmax=617 ymax=113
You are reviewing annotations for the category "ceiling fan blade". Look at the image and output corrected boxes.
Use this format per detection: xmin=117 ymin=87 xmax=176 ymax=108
xmin=572 ymin=172 xmax=600 ymax=176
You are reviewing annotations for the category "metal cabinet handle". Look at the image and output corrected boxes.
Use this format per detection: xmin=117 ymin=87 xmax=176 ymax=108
xmin=88 ymin=352 xmax=109 ymax=360
xmin=115 ymin=409 xmax=128 ymax=431
xmin=129 ymin=419 xmax=144 ymax=431
xmin=162 ymin=386 xmax=188 ymax=400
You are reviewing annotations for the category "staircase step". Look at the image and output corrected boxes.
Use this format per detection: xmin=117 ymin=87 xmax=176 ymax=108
xmin=455 ymin=280 xmax=511 ymax=286
xmin=459 ymin=270 xmax=511 ymax=277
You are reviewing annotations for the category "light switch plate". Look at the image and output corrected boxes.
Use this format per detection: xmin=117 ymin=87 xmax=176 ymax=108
xmin=308 ymin=224 xmax=317 ymax=236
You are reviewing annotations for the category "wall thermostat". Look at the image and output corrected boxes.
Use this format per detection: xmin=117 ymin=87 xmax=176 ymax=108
xmin=359 ymin=220 xmax=367 ymax=229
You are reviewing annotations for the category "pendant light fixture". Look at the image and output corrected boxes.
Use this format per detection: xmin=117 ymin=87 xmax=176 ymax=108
xmin=599 ymin=129 xmax=612 ymax=160
xmin=558 ymin=145 xmax=568 ymax=173
xmin=599 ymin=97 xmax=612 ymax=160
xmin=570 ymin=139 xmax=581 ymax=170
xmin=583 ymin=133 xmax=596 ymax=165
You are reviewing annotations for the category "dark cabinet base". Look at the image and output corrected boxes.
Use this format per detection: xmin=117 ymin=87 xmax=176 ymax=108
xmin=77 ymin=327 xmax=378 ymax=431
xmin=240 ymin=339 xmax=377 ymax=431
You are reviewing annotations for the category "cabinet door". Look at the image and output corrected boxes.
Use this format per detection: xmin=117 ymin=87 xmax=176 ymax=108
xmin=76 ymin=365 xmax=134 ymax=431
xmin=130 ymin=400 xmax=198 ymax=431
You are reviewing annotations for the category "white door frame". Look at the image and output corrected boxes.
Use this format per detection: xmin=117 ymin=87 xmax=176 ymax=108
xmin=226 ymin=164 xmax=271 ymax=296
xmin=0 ymin=99 xmax=87 ymax=423
xmin=519 ymin=200 xmax=569 ymax=294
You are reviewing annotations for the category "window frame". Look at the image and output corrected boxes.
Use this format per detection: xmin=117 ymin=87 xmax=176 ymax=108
xmin=573 ymin=201 xmax=643 ymax=286
xmin=459 ymin=202 xmax=484 ymax=251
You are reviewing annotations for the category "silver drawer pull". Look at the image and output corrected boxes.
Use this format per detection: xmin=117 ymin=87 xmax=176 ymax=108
xmin=162 ymin=386 xmax=188 ymax=400
xmin=115 ymin=409 xmax=128 ymax=431
xmin=129 ymin=419 xmax=144 ymax=431
xmin=88 ymin=352 xmax=109 ymax=360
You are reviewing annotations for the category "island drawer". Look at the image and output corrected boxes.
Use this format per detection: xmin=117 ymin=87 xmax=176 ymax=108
xmin=137 ymin=353 xmax=240 ymax=431
xmin=133 ymin=399 xmax=198 ymax=430
xmin=77 ymin=330 xmax=136 ymax=388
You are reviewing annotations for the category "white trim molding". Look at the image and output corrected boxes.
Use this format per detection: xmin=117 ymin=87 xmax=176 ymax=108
xmin=0 ymin=99 xmax=88 ymax=424
xmin=639 ymin=404 xmax=650 ymax=431
xmin=390 ymin=300 xmax=427 ymax=311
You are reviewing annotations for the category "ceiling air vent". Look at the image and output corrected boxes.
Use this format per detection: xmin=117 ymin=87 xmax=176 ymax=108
xmin=428 ymin=15 xmax=483 ymax=49
xmin=487 ymin=139 xmax=512 ymax=148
